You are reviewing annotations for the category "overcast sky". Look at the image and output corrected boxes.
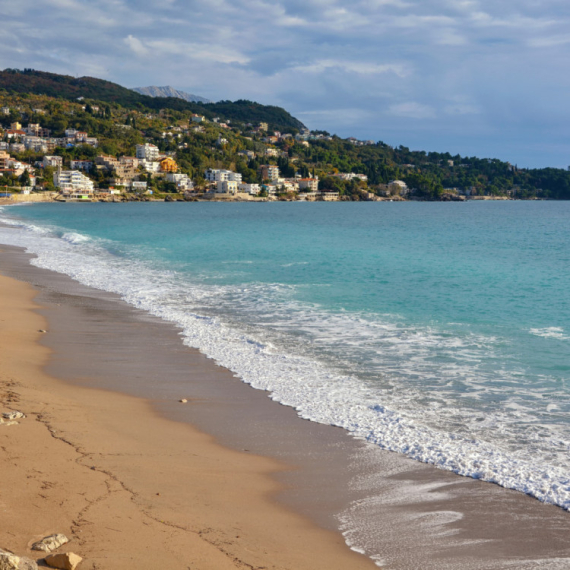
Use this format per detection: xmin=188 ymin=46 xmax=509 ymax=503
xmin=1 ymin=0 xmax=569 ymax=168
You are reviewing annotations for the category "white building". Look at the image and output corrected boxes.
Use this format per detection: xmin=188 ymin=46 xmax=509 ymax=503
xmin=53 ymin=170 xmax=95 ymax=193
xmin=136 ymin=143 xmax=160 ymax=161
xmin=70 ymin=160 xmax=93 ymax=171
xmin=334 ymin=173 xmax=368 ymax=182
xmin=238 ymin=183 xmax=261 ymax=195
xmin=215 ymin=180 xmax=238 ymax=194
xmin=298 ymin=178 xmax=319 ymax=192
xmin=166 ymin=173 xmax=193 ymax=190
xmin=139 ymin=159 xmax=161 ymax=173
xmin=43 ymin=156 xmax=63 ymax=168
xmin=204 ymin=169 xmax=242 ymax=183
xmin=131 ymin=181 xmax=148 ymax=192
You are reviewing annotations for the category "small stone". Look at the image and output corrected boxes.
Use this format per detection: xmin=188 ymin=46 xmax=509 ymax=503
xmin=0 ymin=421 xmax=18 ymax=427
xmin=2 ymin=411 xmax=25 ymax=420
xmin=38 ymin=330 xmax=47 ymax=333
xmin=31 ymin=534 xmax=69 ymax=553
xmin=44 ymin=553 xmax=82 ymax=570
xmin=179 ymin=399 xmax=188 ymax=403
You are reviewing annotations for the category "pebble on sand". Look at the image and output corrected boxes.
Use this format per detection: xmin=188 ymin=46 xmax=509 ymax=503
xmin=31 ymin=534 xmax=69 ymax=553
xmin=44 ymin=553 xmax=82 ymax=570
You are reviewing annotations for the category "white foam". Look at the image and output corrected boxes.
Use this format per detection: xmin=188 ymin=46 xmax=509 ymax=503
xmin=61 ymin=232 xmax=91 ymax=244
xmin=1 ymin=214 xmax=570 ymax=520
xmin=530 ymin=327 xmax=570 ymax=340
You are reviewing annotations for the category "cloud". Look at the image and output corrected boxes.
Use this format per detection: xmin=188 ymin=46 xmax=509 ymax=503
xmin=389 ymin=102 xmax=437 ymax=119
xmin=124 ymin=35 xmax=148 ymax=57
xmin=1 ymin=0 xmax=570 ymax=166
xmin=291 ymin=60 xmax=409 ymax=76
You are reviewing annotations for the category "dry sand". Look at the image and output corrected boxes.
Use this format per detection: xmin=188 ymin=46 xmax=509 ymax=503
xmin=0 ymin=272 xmax=377 ymax=569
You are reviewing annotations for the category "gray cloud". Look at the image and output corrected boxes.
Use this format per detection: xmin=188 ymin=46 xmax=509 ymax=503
xmin=0 ymin=0 xmax=569 ymax=166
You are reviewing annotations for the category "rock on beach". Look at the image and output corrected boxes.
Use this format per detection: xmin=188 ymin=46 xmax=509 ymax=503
xmin=0 ymin=549 xmax=38 ymax=570
xmin=44 ymin=553 xmax=82 ymax=570
xmin=31 ymin=534 xmax=69 ymax=553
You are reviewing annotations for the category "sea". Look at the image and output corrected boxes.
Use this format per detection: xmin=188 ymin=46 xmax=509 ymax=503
xmin=1 ymin=200 xmax=569 ymax=520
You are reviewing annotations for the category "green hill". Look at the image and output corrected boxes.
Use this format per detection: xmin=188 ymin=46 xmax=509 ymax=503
xmin=0 ymin=69 xmax=305 ymax=132
xmin=1 ymin=68 xmax=570 ymax=200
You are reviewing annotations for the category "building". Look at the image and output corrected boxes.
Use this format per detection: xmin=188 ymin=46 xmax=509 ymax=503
xmin=136 ymin=143 xmax=160 ymax=161
xmin=166 ymin=173 xmax=193 ymax=190
xmin=238 ymin=150 xmax=256 ymax=160
xmin=204 ymin=169 xmax=242 ymax=183
xmin=96 ymin=155 xmax=120 ymax=170
xmin=43 ymin=156 xmax=63 ymax=168
xmin=70 ymin=160 xmax=93 ymax=171
xmin=215 ymin=180 xmax=238 ymax=194
xmin=159 ymin=157 xmax=178 ymax=173
xmin=259 ymin=165 xmax=279 ymax=181
xmin=119 ymin=156 xmax=140 ymax=168
xmin=0 ymin=150 xmax=11 ymax=170
xmin=191 ymin=114 xmax=204 ymax=123
xmin=238 ymin=183 xmax=261 ymax=195
xmin=298 ymin=178 xmax=319 ymax=192
xmin=318 ymin=191 xmax=340 ymax=201
xmin=131 ymin=181 xmax=148 ymax=192
xmin=139 ymin=160 xmax=160 ymax=173
xmin=334 ymin=173 xmax=368 ymax=182
xmin=53 ymin=170 xmax=95 ymax=193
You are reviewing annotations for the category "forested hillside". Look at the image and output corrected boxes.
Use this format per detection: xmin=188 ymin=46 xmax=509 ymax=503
xmin=1 ymin=68 xmax=570 ymax=200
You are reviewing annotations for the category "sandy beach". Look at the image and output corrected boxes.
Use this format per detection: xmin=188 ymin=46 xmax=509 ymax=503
xmin=0 ymin=264 xmax=377 ymax=568
xmin=3 ymin=242 xmax=570 ymax=570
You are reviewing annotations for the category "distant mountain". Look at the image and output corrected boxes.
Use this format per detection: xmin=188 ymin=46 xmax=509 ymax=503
xmin=0 ymin=69 xmax=305 ymax=131
xmin=132 ymin=85 xmax=212 ymax=104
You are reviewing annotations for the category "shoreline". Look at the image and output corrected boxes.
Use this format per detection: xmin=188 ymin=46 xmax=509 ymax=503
xmin=0 ymin=254 xmax=377 ymax=569
xmin=2 ymin=243 xmax=570 ymax=569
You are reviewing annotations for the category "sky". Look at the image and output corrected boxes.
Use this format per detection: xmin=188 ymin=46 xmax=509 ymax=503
xmin=1 ymin=0 xmax=569 ymax=168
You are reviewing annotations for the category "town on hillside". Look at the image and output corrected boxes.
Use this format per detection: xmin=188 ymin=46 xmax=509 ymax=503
xmin=1 ymin=87 xmax=566 ymax=202
xmin=0 ymin=113 xmax=403 ymax=202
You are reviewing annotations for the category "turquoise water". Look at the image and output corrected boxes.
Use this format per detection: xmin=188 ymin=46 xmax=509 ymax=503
xmin=1 ymin=201 xmax=569 ymax=510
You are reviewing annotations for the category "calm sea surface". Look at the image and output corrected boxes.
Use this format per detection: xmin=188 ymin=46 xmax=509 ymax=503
xmin=1 ymin=201 xmax=569 ymax=510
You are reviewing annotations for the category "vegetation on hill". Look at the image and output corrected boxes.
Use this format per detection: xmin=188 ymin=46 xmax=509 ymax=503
xmin=0 ymin=69 xmax=305 ymax=132
xmin=1 ymin=69 xmax=570 ymax=200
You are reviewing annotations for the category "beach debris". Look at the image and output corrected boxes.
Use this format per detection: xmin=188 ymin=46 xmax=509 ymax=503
xmin=179 ymin=399 xmax=188 ymax=403
xmin=38 ymin=330 xmax=47 ymax=333
xmin=0 ymin=420 xmax=19 ymax=427
xmin=44 ymin=553 xmax=82 ymax=570
xmin=31 ymin=534 xmax=69 ymax=553
xmin=0 ymin=549 xmax=38 ymax=570
xmin=2 ymin=411 xmax=25 ymax=421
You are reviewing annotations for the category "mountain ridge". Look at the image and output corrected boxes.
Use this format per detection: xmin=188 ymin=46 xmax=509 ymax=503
xmin=132 ymin=85 xmax=212 ymax=104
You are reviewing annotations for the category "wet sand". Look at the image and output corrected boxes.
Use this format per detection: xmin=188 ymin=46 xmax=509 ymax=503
xmin=2 ymin=243 xmax=570 ymax=569
xmin=0 ymin=251 xmax=376 ymax=569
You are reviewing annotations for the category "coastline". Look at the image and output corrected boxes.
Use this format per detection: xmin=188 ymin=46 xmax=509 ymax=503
xmin=2 ymin=242 xmax=570 ymax=569
xmin=0 ymin=254 xmax=376 ymax=569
